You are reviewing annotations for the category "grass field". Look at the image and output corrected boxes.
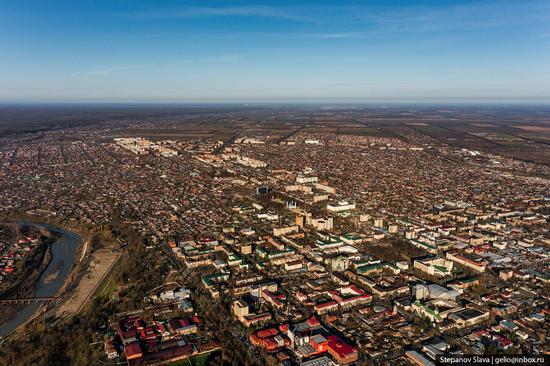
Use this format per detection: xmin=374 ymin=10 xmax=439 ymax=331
xmin=95 ymin=273 xmax=118 ymax=300
xmin=170 ymin=350 xmax=221 ymax=366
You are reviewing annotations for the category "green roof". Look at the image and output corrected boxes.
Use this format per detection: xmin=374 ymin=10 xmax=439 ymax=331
xmin=268 ymin=247 xmax=295 ymax=258
xmin=434 ymin=265 xmax=450 ymax=273
xmin=201 ymin=273 xmax=229 ymax=287
xmin=316 ymin=237 xmax=343 ymax=246
xmin=357 ymin=264 xmax=382 ymax=274
xmin=414 ymin=301 xmax=442 ymax=320
xmin=188 ymin=249 xmax=215 ymax=256
xmin=228 ymin=253 xmax=241 ymax=261
xmin=341 ymin=233 xmax=362 ymax=240
xmin=409 ymin=239 xmax=437 ymax=250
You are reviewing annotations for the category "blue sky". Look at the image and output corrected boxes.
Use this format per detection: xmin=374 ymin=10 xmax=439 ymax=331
xmin=1 ymin=0 xmax=550 ymax=103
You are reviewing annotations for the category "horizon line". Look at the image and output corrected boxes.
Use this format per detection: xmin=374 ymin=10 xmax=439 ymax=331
xmin=1 ymin=98 xmax=550 ymax=107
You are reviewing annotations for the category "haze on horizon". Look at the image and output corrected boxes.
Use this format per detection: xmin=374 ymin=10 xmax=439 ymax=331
xmin=1 ymin=0 xmax=550 ymax=103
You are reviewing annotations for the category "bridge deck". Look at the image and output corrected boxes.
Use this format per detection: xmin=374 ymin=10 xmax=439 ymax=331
xmin=0 ymin=297 xmax=58 ymax=304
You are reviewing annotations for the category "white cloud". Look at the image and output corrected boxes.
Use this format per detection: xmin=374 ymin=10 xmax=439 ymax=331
xmin=128 ymin=6 xmax=315 ymax=23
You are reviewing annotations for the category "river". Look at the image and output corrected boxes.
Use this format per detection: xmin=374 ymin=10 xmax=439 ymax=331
xmin=0 ymin=223 xmax=82 ymax=338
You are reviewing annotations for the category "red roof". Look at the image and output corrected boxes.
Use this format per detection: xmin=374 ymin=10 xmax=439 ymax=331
xmin=314 ymin=300 xmax=338 ymax=309
xmin=307 ymin=316 xmax=320 ymax=326
xmin=263 ymin=338 xmax=279 ymax=351
xmin=349 ymin=285 xmax=366 ymax=294
xmin=473 ymin=329 xmax=489 ymax=338
xmin=250 ymin=334 xmax=262 ymax=345
xmin=178 ymin=318 xmax=191 ymax=327
xmin=327 ymin=335 xmax=356 ymax=358
xmin=493 ymin=334 xmax=513 ymax=347
xmin=124 ymin=342 xmax=142 ymax=357
xmin=139 ymin=326 xmax=157 ymax=340
xmin=154 ymin=324 xmax=166 ymax=333
xmin=255 ymin=328 xmax=278 ymax=339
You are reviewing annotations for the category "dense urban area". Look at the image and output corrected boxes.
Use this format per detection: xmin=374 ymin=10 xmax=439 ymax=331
xmin=0 ymin=105 xmax=549 ymax=366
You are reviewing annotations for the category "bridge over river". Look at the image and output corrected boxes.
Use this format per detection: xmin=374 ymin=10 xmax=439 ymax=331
xmin=0 ymin=297 xmax=58 ymax=305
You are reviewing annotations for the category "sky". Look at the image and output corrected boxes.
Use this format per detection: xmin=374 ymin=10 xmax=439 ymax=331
xmin=1 ymin=0 xmax=550 ymax=103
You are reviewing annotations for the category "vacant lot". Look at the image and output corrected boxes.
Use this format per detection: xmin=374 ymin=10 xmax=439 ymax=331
xmin=56 ymin=248 xmax=120 ymax=318
xmin=512 ymin=125 xmax=550 ymax=132
xmin=405 ymin=122 xmax=430 ymax=126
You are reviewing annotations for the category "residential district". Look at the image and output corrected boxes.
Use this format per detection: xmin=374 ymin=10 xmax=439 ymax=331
xmin=0 ymin=115 xmax=549 ymax=366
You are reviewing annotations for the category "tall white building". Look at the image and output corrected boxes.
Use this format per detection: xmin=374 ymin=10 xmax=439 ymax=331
xmin=327 ymin=201 xmax=356 ymax=212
